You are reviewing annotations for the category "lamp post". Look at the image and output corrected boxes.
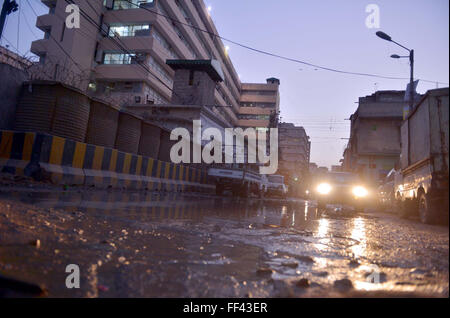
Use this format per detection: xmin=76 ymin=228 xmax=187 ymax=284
xmin=376 ymin=31 xmax=415 ymax=118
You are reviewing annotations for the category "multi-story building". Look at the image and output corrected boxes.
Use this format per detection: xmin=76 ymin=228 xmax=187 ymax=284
xmin=277 ymin=123 xmax=310 ymax=195
xmin=238 ymin=78 xmax=280 ymax=129
xmin=309 ymin=162 xmax=318 ymax=174
xmin=331 ymin=165 xmax=342 ymax=172
xmin=30 ymin=0 xmax=279 ymax=130
xmin=342 ymin=90 xmax=421 ymax=184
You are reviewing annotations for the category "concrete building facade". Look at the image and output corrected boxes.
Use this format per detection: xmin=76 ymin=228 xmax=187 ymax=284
xmin=30 ymin=0 xmax=279 ymax=130
xmin=239 ymin=78 xmax=280 ymax=129
xmin=277 ymin=123 xmax=310 ymax=195
xmin=342 ymin=90 xmax=420 ymax=184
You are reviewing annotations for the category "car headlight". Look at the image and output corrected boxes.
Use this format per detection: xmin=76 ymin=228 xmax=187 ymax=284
xmin=317 ymin=183 xmax=332 ymax=195
xmin=353 ymin=186 xmax=368 ymax=198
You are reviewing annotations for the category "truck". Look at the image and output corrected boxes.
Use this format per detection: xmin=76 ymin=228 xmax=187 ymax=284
xmin=395 ymin=88 xmax=449 ymax=224
xmin=208 ymin=166 xmax=264 ymax=197
xmin=266 ymin=174 xmax=288 ymax=198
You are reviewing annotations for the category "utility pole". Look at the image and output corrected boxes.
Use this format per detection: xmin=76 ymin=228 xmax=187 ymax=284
xmin=0 ymin=0 xmax=18 ymax=39
xmin=409 ymin=49 xmax=415 ymax=114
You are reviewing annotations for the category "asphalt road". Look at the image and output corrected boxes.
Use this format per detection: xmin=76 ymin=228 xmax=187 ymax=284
xmin=0 ymin=186 xmax=448 ymax=297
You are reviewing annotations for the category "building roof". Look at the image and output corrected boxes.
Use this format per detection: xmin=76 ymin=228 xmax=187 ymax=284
xmin=266 ymin=77 xmax=280 ymax=85
xmin=406 ymin=87 xmax=449 ymax=120
xmin=166 ymin=59 xmax=224 ymax=82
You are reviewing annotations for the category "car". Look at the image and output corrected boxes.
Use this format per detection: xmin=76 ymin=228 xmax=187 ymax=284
xmin=266 ymin=175 xmax=288 ymax=198
xmin=314 ymin=172 xmax=370 ymax=211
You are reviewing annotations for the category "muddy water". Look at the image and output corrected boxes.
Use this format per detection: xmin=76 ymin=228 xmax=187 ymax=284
xmin=0 ymin=189 xmax=448 ymax=297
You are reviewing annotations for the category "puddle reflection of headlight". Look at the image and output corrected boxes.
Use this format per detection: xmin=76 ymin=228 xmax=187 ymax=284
xmin=353 ymin=186 xmax=368 ymax=198
xmin=317 ymin=183 xmax=332 ymax=195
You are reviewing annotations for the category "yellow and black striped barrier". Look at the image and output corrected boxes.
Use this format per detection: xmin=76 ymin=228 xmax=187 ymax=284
xmin=0 ymin=130 xmax=214 ymax=193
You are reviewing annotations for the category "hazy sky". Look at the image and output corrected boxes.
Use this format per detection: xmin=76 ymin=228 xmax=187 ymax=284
xmin=2 ymin=0 xmax=449 ymax=168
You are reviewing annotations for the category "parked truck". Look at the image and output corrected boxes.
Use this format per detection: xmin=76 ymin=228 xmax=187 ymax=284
xmin=208 ymin=166 xmax=264 ymax=197
xmin=395 ymin=88 xmax=449 ymax=224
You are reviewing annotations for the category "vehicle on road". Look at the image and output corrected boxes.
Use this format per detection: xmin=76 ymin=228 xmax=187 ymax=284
xmin=208 ymin=166 xmax=263 ymax=198
xmin=394 ymin=88 xmax=449 ymax=224
xmin=377 ymin=168 xmax=398 ymax=211
xmin=266 ymin=175 xmax=288 ymax=198
xmin=314 ymin=172 xmax=371 ymax=211
xmin=259 ymin=174 xmax=268 ymax=198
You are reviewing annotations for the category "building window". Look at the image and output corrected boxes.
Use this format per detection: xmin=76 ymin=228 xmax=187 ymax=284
xmin=39 ymin=53 xmax=46 ymax=65
xmin=239 ymin=114 xmax=270 ymax=120
xmin=152 ymin=29 xmax=179 ymax=59
xmin=44 ymin=27 xmax=52 ymax=39
xmin=60 ymin=23 xmax=66 ymax=42
xmin=112 ymin=0 xmax=154 ymax=10
xmin=148 ymin=56 xmax=173 ymax=86
xmin=103 ymin=53 xmax=136 ymax=64
xmin=109 ymin=24 xmax=150 ymax=37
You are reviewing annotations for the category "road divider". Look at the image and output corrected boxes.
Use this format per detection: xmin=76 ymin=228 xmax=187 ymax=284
xmin=0 ymin=130 xmax=213 ymax=193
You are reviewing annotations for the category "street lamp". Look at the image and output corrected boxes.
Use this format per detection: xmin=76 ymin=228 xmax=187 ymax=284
xmin=376 ymin=31 xmax=415 ymax=118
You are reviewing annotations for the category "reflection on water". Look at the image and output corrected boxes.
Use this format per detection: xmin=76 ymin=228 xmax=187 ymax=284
xmin=350 ymin=217 xmax=367 ymax=259
xmin=1 ymin=190 xmax=326 ymax=232
xmin=313 ymin=218 xmax=330 ymax=268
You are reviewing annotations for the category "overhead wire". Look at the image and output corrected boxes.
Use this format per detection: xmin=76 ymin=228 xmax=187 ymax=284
xmin=121 ymin=0 xmax=448 ymax=86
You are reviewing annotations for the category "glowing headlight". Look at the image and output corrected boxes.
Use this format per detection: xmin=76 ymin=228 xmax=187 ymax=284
xmin=353 ymin=186 xmax=368 ymax=198
xmin=317 ymin=183 xmax=332 ymax=195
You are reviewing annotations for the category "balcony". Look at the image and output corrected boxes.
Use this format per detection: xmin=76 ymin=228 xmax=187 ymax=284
xmin=30 ymin=38 xmax=50 ymax=55
xmin=240 ymin=94 xmax=278 ymax=104
xmin=99 ymin=36 xmax=154 ymax=53
xmin=103 ymin=8 xmax=158 ymax=25
xmin=239 ymin=107 xmax=272 ymax=115
xmin=94 ymin=63 xmax=172 ymax=98
xmin=237 ymin=119 xmax=270 ymax=128
xmin=35 ymin=14 xmax=57 ymax=32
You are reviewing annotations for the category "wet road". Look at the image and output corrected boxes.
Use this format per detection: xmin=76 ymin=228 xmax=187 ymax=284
xmin=0 ymin=187 xmax=448 ymax=297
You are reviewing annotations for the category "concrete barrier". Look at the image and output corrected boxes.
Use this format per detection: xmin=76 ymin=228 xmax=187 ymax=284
xmin=0 ymin=130 xmax=213 ymax=194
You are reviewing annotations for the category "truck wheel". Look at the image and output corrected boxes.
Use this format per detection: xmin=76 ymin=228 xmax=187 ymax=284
xmin=418 ymin=192 xmax=438 ymax=224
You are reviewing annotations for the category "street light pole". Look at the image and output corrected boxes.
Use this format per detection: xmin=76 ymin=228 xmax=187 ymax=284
xmin=376 ymin=31 xmax=415 ymax=117
xmin=409 ymin=49 xmax=414 ymax=115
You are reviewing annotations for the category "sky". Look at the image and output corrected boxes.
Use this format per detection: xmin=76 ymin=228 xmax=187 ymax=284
xmin=1 ymin=0 xmax=449 ymax=168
